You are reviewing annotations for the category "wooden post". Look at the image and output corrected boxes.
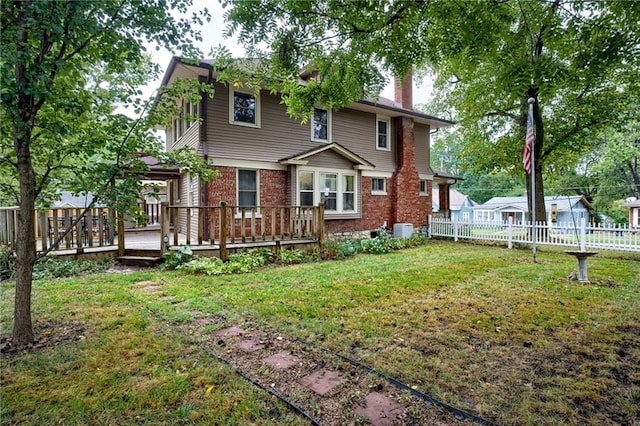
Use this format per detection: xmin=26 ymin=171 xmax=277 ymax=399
xmin=38 ymin=211 xmax=47 ymax=252
xmin=117 ymin=211 xmax=125 ymax=257
xmin=160 ymin=202 xmax=169 ymax=255
xmin=317 ymin=203 xmax=325 ymax=245
xmin=219 ymin=201 xmax=228 ymax=261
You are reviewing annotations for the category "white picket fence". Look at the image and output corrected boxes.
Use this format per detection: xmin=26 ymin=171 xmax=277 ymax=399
xmin=429 ymin=216 xmax=640 ymax=253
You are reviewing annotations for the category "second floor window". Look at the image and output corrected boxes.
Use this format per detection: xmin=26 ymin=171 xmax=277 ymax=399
xmin=311 ymin=108 xmax=330 ymax=142
xmin=230 ymin=89 xmax=260 ymax=127
xmin=376 ymin=116 xmax=390 ymax=150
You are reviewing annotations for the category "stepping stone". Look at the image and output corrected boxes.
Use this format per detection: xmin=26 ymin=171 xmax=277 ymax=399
xmin=142 ymin=285 xmax=161 ymax=292
xmin=354 ymin=392 xmax=404 ymax=426
xmin=237 ymin=338 xmax=265 ymax=353
xmin=298 ymin=369 xmax=343 ymax=396
xmin=214 ymin=326 xmax=245 ymax=339
xmin=261 ymin=351 xmax=300 ymax=371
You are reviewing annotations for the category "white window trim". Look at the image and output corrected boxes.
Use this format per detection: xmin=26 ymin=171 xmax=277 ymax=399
xmin=310 ymin=107 xmax=332 ymax=143
xmin=371 ymin=177 xmax=387 ymax=195
xmin=376 ymin=115 xmax=391 ymax=151
xmin=419 ymin=179 xmax=428 ymax=196
xmin=298 ymin=166 xmax=357 ymax=214
xmin=236 ymin=169 xmax=261 ymax=217
xmin=229 ymin=87 xmax=261 ymax=128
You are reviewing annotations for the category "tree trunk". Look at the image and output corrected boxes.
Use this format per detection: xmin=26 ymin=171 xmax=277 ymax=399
xmin=13 ymin=135 xmax=36 ymax=346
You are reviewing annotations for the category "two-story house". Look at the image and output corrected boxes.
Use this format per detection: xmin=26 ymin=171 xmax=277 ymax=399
xmin=161 ymin=57 xmax=454 ymax=237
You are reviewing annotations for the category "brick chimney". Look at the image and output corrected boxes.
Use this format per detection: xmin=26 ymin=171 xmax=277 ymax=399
xmin=394 ymin=68 xmax=413 ymax=110
xmin=391 ymin=68 xmax=422 ymax=227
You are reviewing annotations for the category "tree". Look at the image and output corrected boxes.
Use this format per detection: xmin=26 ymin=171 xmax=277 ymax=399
xmin=223 ymin=0 xmax=640 ymax=223
xmin=431 ymin=130 xmax=524 ymax=203
xmin=1 ymin=0 xmax=210 ymax=346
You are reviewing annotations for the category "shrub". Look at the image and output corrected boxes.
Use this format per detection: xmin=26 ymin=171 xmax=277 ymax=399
xmin=278 ymin=248 xmax=305 ymax=264
xmin=226 ymin=251 xmax=266 ymax=273
xmin=0 ymin=246 xmax=16 ymax=280
xmin=321 ymin=240 xmax=362 ymax=260
xmin=247 ymin=247 xmax=276 ymax=264
xmin=31 ymin=256 xmax=115 ymax=280
xmin=177 ymin=256 xmax=225 ymax=275
xmin=163 ymin=246 xmax=193 ymax=270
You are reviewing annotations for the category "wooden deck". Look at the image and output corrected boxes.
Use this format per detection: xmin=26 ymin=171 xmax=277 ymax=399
xmin=5 ymin=203 xmax=325 ymax=262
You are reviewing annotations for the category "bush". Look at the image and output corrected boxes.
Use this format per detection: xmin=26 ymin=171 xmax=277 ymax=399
xmin=247 ymin=247 xmax=276 ymax=264
xmin=278 ymin=248 xmax=305 ymax=264
xmin=178 ymin=250 xmax=266 ymax=276
xmin=321 ymin=240 xmax=362 ymax=260
xmin=31 ymin=256 xmax=115 ymax=280
xmin=177 ymin=256 xmax=225 ymax=275
xmin=163 ymin=246 xmax=193 ymax=270
xmin=0 ymin=246 xmax=16 ymax=280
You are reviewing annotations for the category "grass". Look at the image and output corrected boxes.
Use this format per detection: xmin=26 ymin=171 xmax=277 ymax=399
xmin=1 ymin=240 xmax=639 ymax=425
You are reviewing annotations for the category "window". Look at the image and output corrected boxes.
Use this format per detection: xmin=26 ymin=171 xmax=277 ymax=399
xmin=311 ymin=108 xmax=331 ymax=142
xmin=371 ymin=177 xmax=386 ymax=194
xmin=376 ymin=116 xmax=390 ymax=150
xmin=230 ymin=89 xmax=260 ymax=127
xmin=237 ymin=169 xmax=258 ymax=209
xmin=419 ymin=180 xmax=428 ymax=196
xmin=298 ymin=169 xmax=357 ymax=213
xmin=299 ymin=172 xmax=314 ymax=206
xmin=320 ymin=173 xmax=337 ymax=210
xmin=343 ymin=175 xmax=355 ymax=211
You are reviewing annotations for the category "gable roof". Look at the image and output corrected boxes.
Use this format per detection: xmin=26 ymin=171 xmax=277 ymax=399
xmin=159 ymin=56 xmax=455 ymax=129
xmin=622 ymin=198 xmax=640 ymax=208
xmin=475 ymin=196 xmax=593 ymax=212
xmin=279 ymin=142 xmax=375 ymax=170
xmin=432 ymin=189 xmax=476 ymax=211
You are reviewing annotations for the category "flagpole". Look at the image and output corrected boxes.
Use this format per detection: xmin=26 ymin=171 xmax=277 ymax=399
xmin=528 ymin=97 xmax=537 ymax=260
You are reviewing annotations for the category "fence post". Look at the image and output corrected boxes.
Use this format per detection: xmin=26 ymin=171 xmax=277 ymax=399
xmin=219 ymin=201 xmax=228 ymax=261
xmin=580 ymin=217 xmax=586 ymax=252
xmin=508 ymin=216 xmax=513 ymax=249
xmin=453 ymin=216 xmax=459 ymax=242
xmin=428 ymin=215 xmax=432 ymax=238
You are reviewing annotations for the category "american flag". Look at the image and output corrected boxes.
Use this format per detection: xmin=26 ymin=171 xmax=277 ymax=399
xmin=523 ymin=103 xmax=534 ymax=174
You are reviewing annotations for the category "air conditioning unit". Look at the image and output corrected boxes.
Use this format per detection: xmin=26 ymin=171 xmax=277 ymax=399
xmin=393 ymin=223 xmax=413 ymax=239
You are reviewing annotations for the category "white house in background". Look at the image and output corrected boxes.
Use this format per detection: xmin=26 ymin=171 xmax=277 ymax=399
xmin=52 ymin=192 xmax=96 ymax=208
xmin=474 ymin=195 xmax=593 ymax=224
xmin=622 ymin=198 xmax=640 ymax=228
xmin=432 ymin=188 xmax=477 ymax=221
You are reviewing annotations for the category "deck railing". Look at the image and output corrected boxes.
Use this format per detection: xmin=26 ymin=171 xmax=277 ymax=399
xmin=160 ymin=202 xmax=325 ymax=260
xmin=429 ymin=216 xmax=640 ymax=252
xmin=0 ymin=206 xmax=117 ymax=253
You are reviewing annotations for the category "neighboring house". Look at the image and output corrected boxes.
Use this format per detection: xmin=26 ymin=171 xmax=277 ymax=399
xmin=432 ymin=188 xmax=476 ymax=221
xmin=52 ymin=191 xmax=96 ymax=208
xmin=160 ymin=57 xmax=455 ymax=236
xmin=622 ymin=198 xmax=640 ymax=228
xmin=474 ymin=195 xmax=593 ymax=224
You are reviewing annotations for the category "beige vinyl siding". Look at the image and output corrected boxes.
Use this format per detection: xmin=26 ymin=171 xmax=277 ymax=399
xmin=204 ymin=83 xmax=397 ymax=174
xmin=171 ymin=122 xmax=199 ymax=152
xmin=206 ymin=83 xmax=310 ymax=161
xmin=175 ymin=173 xmax=200 ymax=240
xmin=414 ymin=123 xmax=433 ymax=175
xmin=306 ymin=150 xmax=354 ymax=169
xmin=332 ymin=109 xmax=396 ymax=172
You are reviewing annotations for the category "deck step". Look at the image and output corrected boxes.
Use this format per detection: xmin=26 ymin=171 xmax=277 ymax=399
xmin=117 ymin=256 xmax=163 ymax=267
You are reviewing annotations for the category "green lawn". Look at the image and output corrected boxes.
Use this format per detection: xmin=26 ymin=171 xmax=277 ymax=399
xmin=1 ymin=241 xmax=639 ymax=425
